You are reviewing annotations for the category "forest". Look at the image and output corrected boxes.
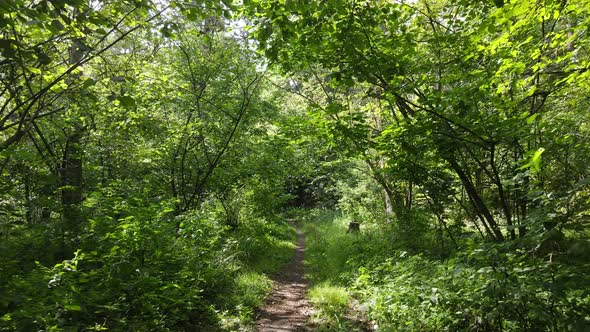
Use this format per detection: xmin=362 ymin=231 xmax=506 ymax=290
xmin=1 ymin=0 xmax=589 ymax=331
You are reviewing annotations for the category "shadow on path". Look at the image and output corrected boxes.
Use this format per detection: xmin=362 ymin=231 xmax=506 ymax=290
xmin=255 ymin=222 xmax=312 ymax=332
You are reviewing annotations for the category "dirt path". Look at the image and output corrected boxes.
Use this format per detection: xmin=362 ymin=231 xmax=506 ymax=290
xmin=255 ymin=223 xmax=312 ymax=332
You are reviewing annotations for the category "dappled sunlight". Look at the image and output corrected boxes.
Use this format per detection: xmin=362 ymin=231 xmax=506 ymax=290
xmin=1 ymin=0 xmax=589 ymax=330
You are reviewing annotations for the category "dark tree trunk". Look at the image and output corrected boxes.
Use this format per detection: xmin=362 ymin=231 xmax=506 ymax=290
xmin=447 ymin=156 xmax=505 ymax=241
xmin=490 ymin=145 xmax=515 ymax=240
xmin=60 ymin=128 xmax=84 ymax=253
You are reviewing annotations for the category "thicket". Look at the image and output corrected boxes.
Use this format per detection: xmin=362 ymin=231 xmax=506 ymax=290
xmin=1 ymin=207 xmax=294 ymax=330
xmin=302 ymin=206 xmax=589 ymax=331
xmin=0 ymin=1 xmax=308 ymax=330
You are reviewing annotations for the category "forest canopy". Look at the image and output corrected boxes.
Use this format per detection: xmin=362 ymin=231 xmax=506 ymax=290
xmin=1 ymin=0 xmax=589 ymax=330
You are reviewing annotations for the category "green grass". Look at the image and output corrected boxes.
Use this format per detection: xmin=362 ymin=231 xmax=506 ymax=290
xmin=217 ymin=215 xmax=298 ymax=331
xmin=219 ymin=272 xmax=274 ymax=330
xmin=233 ymin=272 xmax=274 ymax=308
xmin=308 ymin=282 xmax=351 ymax=331
xmin=301 ymin=209 xmax=394 ymax=284
xmin=309 ymin=283 xmax=349 ymax=312
xmin=296 ymin=208 xmax=590 ymax=331
xmin=237 ymin=216 xmax=297 ymax=273
xmin=297 ymin=209 xmax=377 ymax=330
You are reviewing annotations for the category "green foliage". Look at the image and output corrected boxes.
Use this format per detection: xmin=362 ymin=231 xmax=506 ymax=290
xmin=302 ymin=210 xmax=356 ymax=284
xmin=235 ymin=217 xmax=296 ymax=273
xmin=233 ymin=272 xmax=273 ymax=309
xmin=335 ymin=161 xmax=386 ymax=224
xmin=352 ymin=245 xmax=590 ymax=331
xmin=301 ymin=209 xmax=389 ymax=330
xmin=308 ymin=283 xmax=349 ymax=331
xmin=1 ymin=201 xmax=297 ymax=330
xmin=244 ymin=0 xmax=590 ymax=241
xmin=302 ymin=209 xmax=590 ymax=331
xmin=1 ymin=0 xmax=590 ymax=330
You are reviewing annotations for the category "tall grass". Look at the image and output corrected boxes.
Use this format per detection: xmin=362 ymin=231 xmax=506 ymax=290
xmin=300 ymin=209 xmax=386 ymax=330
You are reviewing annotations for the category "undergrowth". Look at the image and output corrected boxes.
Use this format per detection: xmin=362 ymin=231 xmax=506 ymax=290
xmin=300 ymin=208 xmax=590 ymax=331
xmin=302 ymin=209 xmax=375 ymax=331
xmin=0 ymin=205 xmax=296 ymax=331
xmin=308 ymin=283 xmax=349 ymax=331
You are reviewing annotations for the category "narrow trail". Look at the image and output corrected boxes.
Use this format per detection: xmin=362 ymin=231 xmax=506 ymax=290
xmin=255 ymin=223 xmax=312 ymax=332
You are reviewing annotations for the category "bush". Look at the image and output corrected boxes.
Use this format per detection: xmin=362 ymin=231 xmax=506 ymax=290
xmin=0 ymin=202 xmax=297 ymax=331
xmin=348 ymin=243 xmax=590 ymax=331
xmin=300 ymin=208 xmax=590 ymax=331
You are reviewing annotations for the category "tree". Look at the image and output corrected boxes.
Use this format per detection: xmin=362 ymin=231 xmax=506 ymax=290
xmin=243 ymin=0 xmax=590 ymax=242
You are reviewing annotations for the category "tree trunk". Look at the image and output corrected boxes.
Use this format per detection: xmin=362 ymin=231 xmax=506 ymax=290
xmin=60 ymin=128 xmax=84 ymax=254
xmin=24 ymin=171 xmax=33 ymax=224
xmin=447 ymin=156 xmax=504 ymax=241
xmin=383 ymin=186 xmax=394 ymax=223
xmin=58 ymin=32 xmax=86 ymax=256
xmin=490 ymin=145 xmax=515 ymax=239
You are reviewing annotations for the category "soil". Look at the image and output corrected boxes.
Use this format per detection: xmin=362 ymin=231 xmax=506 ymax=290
xmin=255 ymin=223 xmax=312 ymax=332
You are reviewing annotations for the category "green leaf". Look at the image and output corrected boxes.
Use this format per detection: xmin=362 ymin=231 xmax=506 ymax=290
xmin=530 ymin=147 xmax=545 ymax=172
xmin=520 ymin=147 xmax=545 ymax=172
xmin=82 ymin=78 xmax=96 ymax=88
xmin=28 ymin=67 xmax=42 ymax=75
xmin=526 ymin=113 xmax=538 ymax=124
xmin=64 ymin=304 xmax=81 ymax=311
xmin=117 ymin=95 xmax=136 ymax=108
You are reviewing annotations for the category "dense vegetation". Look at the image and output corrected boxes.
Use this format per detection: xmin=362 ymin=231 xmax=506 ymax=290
xmin=1 ymin=0 xmax=589 ymax=331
